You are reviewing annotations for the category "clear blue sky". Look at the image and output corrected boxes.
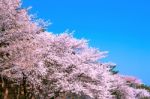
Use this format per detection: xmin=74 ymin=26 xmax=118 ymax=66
xmin=23 ymin=0 xmax=150 ymax=85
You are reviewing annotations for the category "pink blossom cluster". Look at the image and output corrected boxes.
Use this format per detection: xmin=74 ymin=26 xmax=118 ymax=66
xmin=0 ymin=0 xmax=150 ymax=99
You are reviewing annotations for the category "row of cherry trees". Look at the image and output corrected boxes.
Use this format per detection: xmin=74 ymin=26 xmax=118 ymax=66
xmin=0 ymin=0 xmax=150 ymax=99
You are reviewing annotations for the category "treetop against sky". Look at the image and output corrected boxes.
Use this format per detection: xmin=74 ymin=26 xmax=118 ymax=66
xmin=0 ymin=0 xmax=150 ymax=99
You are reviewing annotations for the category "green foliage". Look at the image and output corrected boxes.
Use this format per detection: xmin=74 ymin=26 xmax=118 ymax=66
xmin=110 ymin=65 xmax=119 ymax=75
xmin=0 ymin=91 xmax=2 ymax=99
xmin=137 ymin=84 xmax=150 ymax=92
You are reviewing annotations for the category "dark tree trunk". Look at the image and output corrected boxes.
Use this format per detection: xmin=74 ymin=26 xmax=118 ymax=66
xmin=22 ymin=72 xmax=27 ymax=99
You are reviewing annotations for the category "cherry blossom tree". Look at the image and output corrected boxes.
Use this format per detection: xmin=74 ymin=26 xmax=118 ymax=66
xmin=111 ymin=74 xmax=150 ymax=99
xmin=0 ymin=0 xmax=48 ymax=98
xmin=0 ymin=0 xmax=150 ymax=99
xmin=0 ymin=0 xmax=113 ymax=98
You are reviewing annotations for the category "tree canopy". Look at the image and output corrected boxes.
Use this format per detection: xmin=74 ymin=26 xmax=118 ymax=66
xmin=0 ymin=0 xmax=150 ymax=99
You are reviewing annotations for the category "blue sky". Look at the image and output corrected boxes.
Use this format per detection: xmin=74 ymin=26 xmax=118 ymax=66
xmin=23 ymin=0 xmax=150 ymax=85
